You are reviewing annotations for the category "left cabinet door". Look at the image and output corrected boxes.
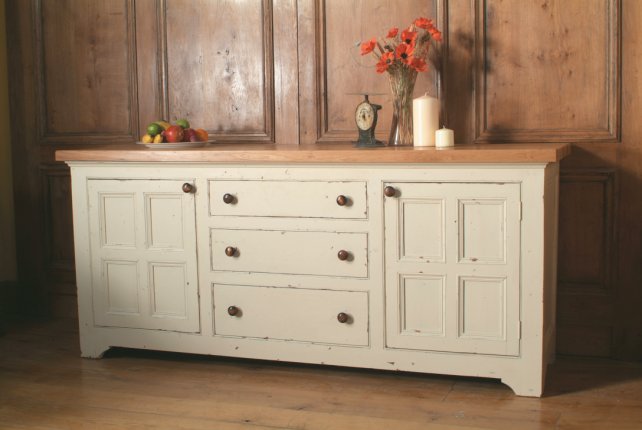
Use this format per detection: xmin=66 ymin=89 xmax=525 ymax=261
xmin=87 ymin=179 xmax=200 ymax=332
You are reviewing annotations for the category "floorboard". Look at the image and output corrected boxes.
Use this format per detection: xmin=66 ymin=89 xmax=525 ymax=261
xmin=1 ymin=318 xmax=641 ymax=429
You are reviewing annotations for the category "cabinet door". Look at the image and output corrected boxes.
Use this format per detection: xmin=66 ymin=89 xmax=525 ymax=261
xmin=87 ymin=179 xmax=199 ymax=332
xmin=384 ymin=182 xmax=521 ymax=356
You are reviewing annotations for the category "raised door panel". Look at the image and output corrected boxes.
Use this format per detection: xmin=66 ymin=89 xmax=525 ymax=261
xmin=298 ymin=0 xmax=440 ymax=143
xmin=40 ymin=0 xmax=136 ymax=140
xmin=384 ymin=182 xmax=520 ymax=355
xmin=87 ymin=179 xmax=199 ymax=332
xmin=213 ymin=284 xmax=369 ymax=346
xmin=162 ymin=0 xmax=274 ymax=142
xmin=474 ymin=0 xmax=619 ymax=142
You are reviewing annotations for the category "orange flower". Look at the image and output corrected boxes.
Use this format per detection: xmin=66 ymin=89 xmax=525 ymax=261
xmin=386 ymin=27 xmax=399 ymax=38
xmin=410 ymin=57 xmax=427 ymax=72
xmin=414 ymin=17 xmax=434 ymax=30
xmin=429 ymin=28 xmax=442 ymax=42
xmin=360 ymin=38 xmax=377 ymax=55
xmin=376 ymin=51 xmax=395 ymax=73
xmin=395 ymin=43 xmax=414 ymax=65
xmin=401 ymin=29 xmax=417 ymax=46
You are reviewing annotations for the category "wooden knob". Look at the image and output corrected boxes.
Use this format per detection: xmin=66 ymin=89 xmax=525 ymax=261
xmin=336 ymin=195 xmax=348 ymax=206
xmin=337 ymin=250 xmax=349 ymax=261
xmin=383 ymin=186 xmax=396 ymax=197
xmin=227 ymin=306 xmax=239 ymax=316
xmin=225 ymin=246 xmax=237 ymax=257
xmin=337 ymin=312 xmax=349 ymax=323
xmin=223 ymin=193 xmax=235 ymax=204
xmin=182 ymin=183 xmax=195 ymax=193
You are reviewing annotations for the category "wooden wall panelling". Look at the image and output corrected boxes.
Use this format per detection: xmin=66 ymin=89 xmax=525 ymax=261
xmin=159 ymin=0 xmax=276 ymax=143
xmin=39 ymin=164 xmax=78 ymax=318
xmin=474 ymin=0 xmax=620 ymax=143
xmin=38 ymin=0 xmax=139 ymax=143
xmin=297 ymin=0 xmax=443 ymax=144
xmin=556 ymin=169 xmax=616 ymax=357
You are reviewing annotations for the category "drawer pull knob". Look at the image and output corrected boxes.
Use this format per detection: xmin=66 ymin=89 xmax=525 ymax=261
xmin=337 ymin=312 xmax=350 ymax=324
xmin=182 ymin=183 xmax=195 ymax=193
xmin=225 ymin=246 xmax=237 ymax=257
xmin=227 ymin=306 xmax=240 ymax=316
xmin=337 ymin=250 xmax=350 ymax=261
xmin=336 ymin=195 xmax=348 ymax=206
xmin=223 ymin=193 xmax=235 ymax=204
xmin=383 ymin=186 xmax=397 ymax=197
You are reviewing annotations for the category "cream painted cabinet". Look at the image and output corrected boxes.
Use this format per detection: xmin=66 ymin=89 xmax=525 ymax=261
xmin=86 ymin=179 xmax=200 ymax=332
xmin=383 ymin=182 xmax=521 ymax=356
xmin=63 ymin=152 xmax=564 ymax=397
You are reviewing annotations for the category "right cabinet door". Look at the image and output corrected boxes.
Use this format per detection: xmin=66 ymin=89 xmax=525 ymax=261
xmin=384 ymin=182 xmax=521 ymax=356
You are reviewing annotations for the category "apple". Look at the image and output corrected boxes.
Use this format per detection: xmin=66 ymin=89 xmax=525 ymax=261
xmin=183 ymin=128 xmax=197 ymax=142
xmin=165 ymin=125 xmax=184 ymax=143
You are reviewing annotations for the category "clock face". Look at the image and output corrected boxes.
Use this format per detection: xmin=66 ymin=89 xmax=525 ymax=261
xmin=355 ymin=102 xmax=375 ymax=131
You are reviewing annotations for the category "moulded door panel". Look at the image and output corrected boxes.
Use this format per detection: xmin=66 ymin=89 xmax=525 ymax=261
xmin=384 ymin=182 xmax=521 ymax=356
xmin=87 ymin=179 xmax=200 ymax=332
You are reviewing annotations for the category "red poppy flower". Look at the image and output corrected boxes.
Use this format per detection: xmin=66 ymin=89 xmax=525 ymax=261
xmin=410 ymin=57 xmax=427 ymax=72
xmin=429 ymin=28 xmax=443 ymax=42
xmin=386 ymin=27 xmax=399 ymax=38
xmin=376 ymin=51 xmax=395 ymax=73
xmin=414 ymin=17 xmax=434 ymax=30
xmin=360 ymin=38 xmax=377 ymax=55
xmin=401 ymin=29 xmax=417 ymax=47
xmin=395 ymin=43 xmax=414 ymax=65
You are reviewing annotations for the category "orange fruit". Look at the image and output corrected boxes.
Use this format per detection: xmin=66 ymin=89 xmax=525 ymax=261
xmin=194 ymin=128 xmax=208 ymax=142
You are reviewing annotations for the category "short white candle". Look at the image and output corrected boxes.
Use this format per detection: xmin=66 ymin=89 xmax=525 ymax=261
xmin=435 ymin=126 xmax=454 ymax=148
xmin=412 ymin=94 xmax=439 ymax=146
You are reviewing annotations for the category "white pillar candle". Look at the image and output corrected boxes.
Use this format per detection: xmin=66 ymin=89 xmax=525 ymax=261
xmin=435 ymin=126 xmax=454 ymax=148
xmin=412 ymin=93 xmax=439 ymax=147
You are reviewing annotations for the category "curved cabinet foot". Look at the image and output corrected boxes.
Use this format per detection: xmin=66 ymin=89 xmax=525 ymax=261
xmin=502 ymin=373 xmax=544 ymax=397
xmin=80 ymin=343 xmax=110 ymax=359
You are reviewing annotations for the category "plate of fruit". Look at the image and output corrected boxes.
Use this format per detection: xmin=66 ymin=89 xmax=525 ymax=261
xmin=137 ymin=119 xmax=213 ymax=148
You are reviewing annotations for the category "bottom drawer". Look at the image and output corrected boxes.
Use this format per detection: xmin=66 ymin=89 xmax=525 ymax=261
xmin=213 ymin=284 xmax=369 ymax=346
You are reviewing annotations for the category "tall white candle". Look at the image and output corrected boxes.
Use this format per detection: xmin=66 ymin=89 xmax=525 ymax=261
xmin=412 ymin=93 xmax=439 ymax=147
xmin=435 ymin=126 xmax=455 ymax=148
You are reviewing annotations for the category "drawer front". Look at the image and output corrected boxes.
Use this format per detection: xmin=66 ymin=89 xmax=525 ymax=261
xmin=211 ymin=229 xmax=368 ymax=278
xmin=209 ymin=180 xmax=367 ymax=219
xmin=213 ymin=284 xmax=369 ymax=346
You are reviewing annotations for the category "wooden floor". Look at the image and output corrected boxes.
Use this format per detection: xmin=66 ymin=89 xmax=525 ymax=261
xmin=1 ymin=319 xmax=642 ymax=430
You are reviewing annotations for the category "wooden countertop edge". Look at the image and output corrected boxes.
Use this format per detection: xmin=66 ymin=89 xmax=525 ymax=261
xmin=56 ymin=143 xmax=571 ymax=164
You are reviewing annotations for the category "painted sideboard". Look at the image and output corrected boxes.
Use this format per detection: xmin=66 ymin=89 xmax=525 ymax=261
xmin=57 ymin=143 xmax=570 ymax=396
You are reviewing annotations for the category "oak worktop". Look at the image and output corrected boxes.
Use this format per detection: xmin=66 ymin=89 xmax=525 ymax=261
xmin=56 ymin=143 xmax=570 ymax=163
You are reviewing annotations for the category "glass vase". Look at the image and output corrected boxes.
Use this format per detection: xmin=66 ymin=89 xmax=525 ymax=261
xmin=388 ymin=67 xmax=418 ymax=146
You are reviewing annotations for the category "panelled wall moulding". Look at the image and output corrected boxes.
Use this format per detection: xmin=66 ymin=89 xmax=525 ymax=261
xmin=558 ymin=168 xmax=616 ymax=294
xmin=158 ymin=0 xmax=276 ymax=143
xmin=37 ymin=0 xmax=139 ymax=144
xmin=300 ymin=0 xmax=445 ymax=144
xmin=474 ymin=0 xmax=621 ymax=143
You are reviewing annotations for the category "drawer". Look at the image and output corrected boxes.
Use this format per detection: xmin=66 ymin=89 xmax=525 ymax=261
xmin=209 ymin=180 xmax=367 ymax=219
xmin=213 ymin=284 xmax=369 ymax=346
xmin=211 ymin=229 xmax=368 ymax=278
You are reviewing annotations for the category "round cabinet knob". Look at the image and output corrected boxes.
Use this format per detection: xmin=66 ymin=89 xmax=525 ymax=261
xmin=383 ymin=186 xmax=396 ymax=197
xmin=337 ymin=250 xmax=350 ymax=261
xmin=182 ymin=183 xmax=195 ymax=193
xmin=227 ymin=306 xmax=240 ymax=316
xmin=337 ymin=312 xmax=350 ymax=324
xmin=222 ymin=193 xmax=235 ymax=204
xmin=336 ymin=195 xmax=348 ymax=206
xmin=225 ymin=246 xmax=237 ymax=257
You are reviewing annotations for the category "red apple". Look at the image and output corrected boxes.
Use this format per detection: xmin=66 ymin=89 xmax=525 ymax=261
xmin=165 ymin=125 xmax=184 ymax=143
xmin=183 ymin=128 xmax=197 ymax=142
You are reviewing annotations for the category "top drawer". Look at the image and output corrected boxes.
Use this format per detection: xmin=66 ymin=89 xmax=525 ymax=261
xmin=209 ymin=180 xmax=367 ymax=219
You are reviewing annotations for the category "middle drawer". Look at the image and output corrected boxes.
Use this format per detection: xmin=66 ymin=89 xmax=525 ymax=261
xmin=211 ymin=229 xmax=368 ymax=278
